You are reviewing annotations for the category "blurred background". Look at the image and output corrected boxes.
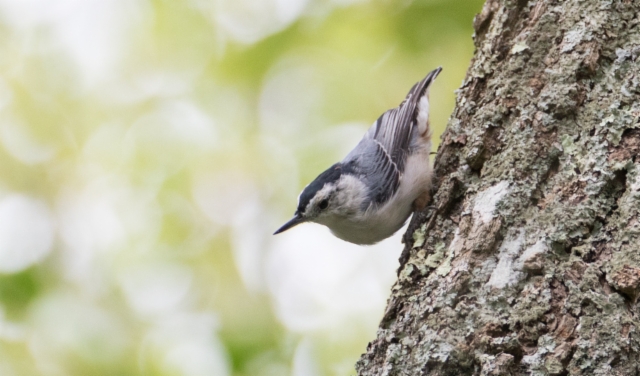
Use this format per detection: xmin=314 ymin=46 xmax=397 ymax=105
xmin=0 ymin=0 xmax=483 ymax=375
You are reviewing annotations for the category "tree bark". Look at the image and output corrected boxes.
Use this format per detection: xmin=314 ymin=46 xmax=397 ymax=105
xmin=356 ymin=0 xmax=640 ymax=375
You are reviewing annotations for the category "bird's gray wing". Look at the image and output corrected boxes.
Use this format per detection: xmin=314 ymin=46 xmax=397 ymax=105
xmin=344 ymin=67 xmax=441 ymax=206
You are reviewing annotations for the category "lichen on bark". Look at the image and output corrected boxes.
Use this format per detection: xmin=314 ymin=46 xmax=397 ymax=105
xmin=357 ymin=0 xmax=640 ymax=375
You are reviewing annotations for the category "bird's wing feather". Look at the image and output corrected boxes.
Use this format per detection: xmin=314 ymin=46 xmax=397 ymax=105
xmin=343 ymin=67 xmax=441 ymax=206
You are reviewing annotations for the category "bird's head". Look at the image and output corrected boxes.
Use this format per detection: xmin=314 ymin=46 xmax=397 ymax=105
xmin=274 ymin=163 xmax=365 ymax=235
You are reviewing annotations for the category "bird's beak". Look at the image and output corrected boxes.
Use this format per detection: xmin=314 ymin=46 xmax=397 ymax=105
xmin=274 ymin=213 xmax=305 ymax=235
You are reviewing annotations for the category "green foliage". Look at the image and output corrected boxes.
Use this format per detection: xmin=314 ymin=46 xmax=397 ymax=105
xmin=0 ymin=268 xmax=40 ymax=319
xmin=0 ymin=0 xmax=483 ymax=374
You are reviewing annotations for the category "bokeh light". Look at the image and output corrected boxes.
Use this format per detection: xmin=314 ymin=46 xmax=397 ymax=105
xmin=0 ymin=0 xmax=482 ymax=374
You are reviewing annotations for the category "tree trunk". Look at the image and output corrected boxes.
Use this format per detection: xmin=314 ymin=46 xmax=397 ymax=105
xmin=356 ymin=0 xmax=640 ymax=375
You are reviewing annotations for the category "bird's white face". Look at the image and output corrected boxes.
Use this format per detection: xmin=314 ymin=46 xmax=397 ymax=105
xmin=299 ymin=182 xmax=336 ymax=220
xmin=302 ymin=174 xmax=368 ymax=225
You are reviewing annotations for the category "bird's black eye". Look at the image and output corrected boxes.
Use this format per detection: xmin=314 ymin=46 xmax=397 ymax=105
xmin=319 ymin=199 xmax=329 ymax=210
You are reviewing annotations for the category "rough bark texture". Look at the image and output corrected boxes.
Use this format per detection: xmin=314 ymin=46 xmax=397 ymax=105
xmin=356 ymin=0 xmax=640 ymax=375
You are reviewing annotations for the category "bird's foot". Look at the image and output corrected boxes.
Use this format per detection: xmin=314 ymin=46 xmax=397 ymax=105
xmin=412 ymin=191 xmax=431 ymax=212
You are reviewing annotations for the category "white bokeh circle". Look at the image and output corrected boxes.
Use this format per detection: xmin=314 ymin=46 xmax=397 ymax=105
xmin=0 ymin=194 xmax=54 ymax=273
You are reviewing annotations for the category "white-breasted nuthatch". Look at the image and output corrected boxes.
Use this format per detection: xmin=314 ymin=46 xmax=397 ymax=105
xmin=274 ymin=67 xmax=441 ymax=244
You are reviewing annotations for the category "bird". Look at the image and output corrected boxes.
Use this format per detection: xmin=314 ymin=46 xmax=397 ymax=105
xmin=274 ymin=67 xmax=441 ymax=245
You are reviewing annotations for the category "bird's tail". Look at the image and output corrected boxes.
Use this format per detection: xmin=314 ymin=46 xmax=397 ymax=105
xmin=410 ymin=67 xmax=442 ymax=138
